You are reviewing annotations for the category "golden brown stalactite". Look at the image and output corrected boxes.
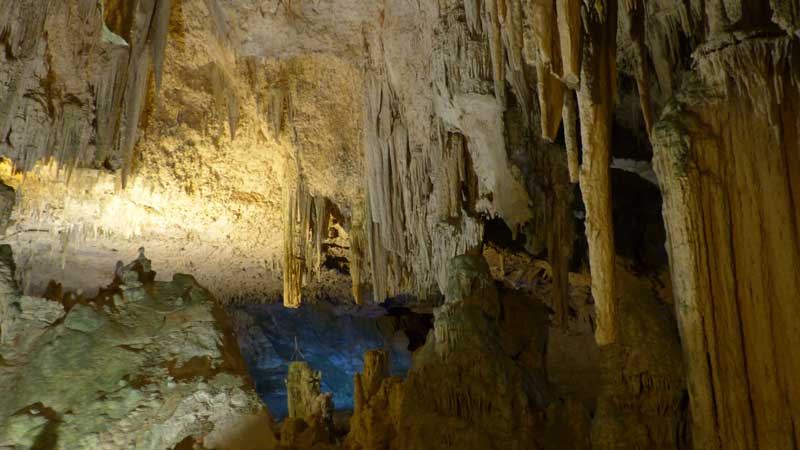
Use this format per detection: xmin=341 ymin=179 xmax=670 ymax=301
xmin=531 ymin=0 xmax=565 ymax=141
xmin=485 ymin=0 xmax=506 ymax=106
xmin=556 ymin=0 xmax=582 ymax=88
xmin=621 ymin=0 xmax=654 ymax=136
xmin=537 ymin=67 xmax=566 ymax=142
xmin=577 ymin=0 xmax=618 ymax=346
xmin=283 ymin=181 xmax=302 ymax=308
xmin=562 ymin=89 xmax=580 ymax=183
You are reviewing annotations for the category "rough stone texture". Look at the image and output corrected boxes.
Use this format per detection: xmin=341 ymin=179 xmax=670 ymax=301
xmin=654 ymin=35 xmax=800 ymax=450
xmin=0 ymin=246 xmax=274 ymax=449
xmin=484 ymin=246 xmax=689 ymax=450
xmin=0 ymin=0 xmax=362 ymax=305
xmin=2 ymin=1 xmax=800 ymax=448
xmin=286 ymin=361 xmax=333 ymax=422
xmin=347 ymin=255 xmax=550 ymax=450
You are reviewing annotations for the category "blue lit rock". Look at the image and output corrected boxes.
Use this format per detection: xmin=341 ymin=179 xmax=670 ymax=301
xmin=231 ymin=302 xmax=417 ymax=418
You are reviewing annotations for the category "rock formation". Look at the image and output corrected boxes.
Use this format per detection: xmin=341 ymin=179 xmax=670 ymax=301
xmin=285 ymin=362 xmax=333 ymax=422
xmin=279 ymin=361 xmax=335 ymax=448
xmin=347 ymin=255 xmax=548 ymax=450
xmin=0 ymin=246 xmax=274 ymax=449
xmin=1 ymin=0 xmax=799 ymax=448
xmin=348 ymin=253 xmax=688 ymax=450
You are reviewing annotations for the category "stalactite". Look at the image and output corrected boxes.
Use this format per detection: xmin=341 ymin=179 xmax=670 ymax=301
xmin=209 ymin=63 xmax=240 ymax=141
xmin=576 ymin=0 xmax=618 ymax=346
xmin=556 ymin=0 xmax=582 ymax=87
xmin=502 ymin=0 xmax=531 ymax=116
xmin=537 ymin=67 xmax=566 ymax=142
xmin=150 ymin=0 xmax=173 ymax=97
xmin=267 ymin=85 xmax=288 ymax=141
xmin=119 ymin=53 xmax=151 ymax=188
xmin=531 ymin=0 xmax=565 ymax=140
xmin=95 ymin=28 xmax=129 ymax=165
xmin=0 ymin=0 xmax=50 ymax=61
xmin=484 ymin=0 xmax=507 ymax=106
xmin=118 ymin=0 xmax=161 ymax=187
xmin=621 ymin=0 xmax=654 ymax=135
xmin=0 ymin=0 xmax=175 ymax=185
xmin=644 ymin=0 xmax=691 ymax=97
xmin=349 ymin=206 xmax=369 ymax=305
xmin=283 ymin=181 xmax=302 ymax=308
xmin=654 ymin=36 xmax=800 ymax=450
xmin=562 ymin=89 xmax=580 ymax=183
xmin=282 ymin=176 xmax=335 ymax=307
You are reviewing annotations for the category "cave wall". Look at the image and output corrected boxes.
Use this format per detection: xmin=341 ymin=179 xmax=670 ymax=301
xmin=0 ymin=0 xmax=364 ymax=303
xmin=2 ymin=0 xmax=800 ymax=447
xmin=654 ymin=36 xmax=800 ymax=450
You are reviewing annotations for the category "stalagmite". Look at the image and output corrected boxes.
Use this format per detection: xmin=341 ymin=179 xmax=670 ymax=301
xmin=576 ymin=0 xmax=618 ymax=345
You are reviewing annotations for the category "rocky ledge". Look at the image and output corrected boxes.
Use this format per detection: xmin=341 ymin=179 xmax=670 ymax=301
xmin=0 ymin=246 xmax=274 ymax=450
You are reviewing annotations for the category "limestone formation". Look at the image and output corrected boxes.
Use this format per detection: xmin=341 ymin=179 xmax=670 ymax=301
xmin=2 ymin=0 xmax=800 ymax=448
xmin=0 ymin=246 xmax=274 ymax=449
xmin=654 ymin=35 xmax=800 ymax=450
xmin=347 ymin=255 xmax=548 ymax=450
xmin=286 ymin=361 xmax=333 ymax=422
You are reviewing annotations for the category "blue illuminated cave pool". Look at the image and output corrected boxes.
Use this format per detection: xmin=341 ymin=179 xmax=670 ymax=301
xmin=229 ymin=302 xmax=431 ymax=418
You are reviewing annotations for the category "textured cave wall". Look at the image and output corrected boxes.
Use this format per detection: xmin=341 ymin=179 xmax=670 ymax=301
xmin=0 ymin=0 xmax=363 ymax=303
xmin=3 ymin=1 xmax=800 ymax=448
xmin=654 ymin=36 xmax=800 ymax=450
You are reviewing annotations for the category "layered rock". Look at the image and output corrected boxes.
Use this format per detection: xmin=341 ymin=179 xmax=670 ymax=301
xmin=0 ymin=246 xmax=274 ymax=449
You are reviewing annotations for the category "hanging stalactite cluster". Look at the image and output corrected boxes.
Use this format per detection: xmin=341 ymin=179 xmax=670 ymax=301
xmin=0 ymin=0 xmax=177 ymax=187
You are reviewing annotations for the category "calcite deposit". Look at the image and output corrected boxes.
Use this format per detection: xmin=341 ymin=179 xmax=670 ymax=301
xmin=1 ymin=0 xmax=799 ymax=448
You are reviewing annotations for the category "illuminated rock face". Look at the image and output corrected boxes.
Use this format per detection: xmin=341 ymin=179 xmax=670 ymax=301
xmin=0 ymin=0 xmax=364 ymax=304
xmin=2 ymin=0 xmax=800 ymax=449
xmin=0 ymin=246 xmax=274 ymax=449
